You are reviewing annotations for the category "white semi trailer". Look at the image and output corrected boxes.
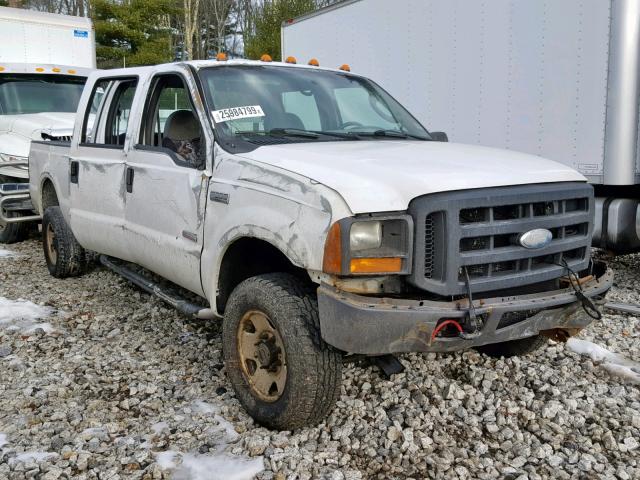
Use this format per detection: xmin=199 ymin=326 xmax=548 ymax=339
xmin=282 ymin=0 xmax=640 ymax=253
xmin=0 ymin=6 xmax=95 ymax=243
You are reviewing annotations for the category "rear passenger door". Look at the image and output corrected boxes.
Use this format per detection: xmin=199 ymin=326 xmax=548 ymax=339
xmin=123 ymin=72 xmax=210 ymax=295
xmin=69 ymin=77 xmax=138 ymax=260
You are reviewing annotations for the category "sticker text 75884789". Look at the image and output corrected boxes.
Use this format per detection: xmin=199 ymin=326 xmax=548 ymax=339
xmin=211 ymin=105 xmax=265 ymax=123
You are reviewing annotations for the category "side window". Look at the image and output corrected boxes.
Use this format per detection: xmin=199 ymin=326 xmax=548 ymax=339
xmin=105 ymin=81 xmax=137 ymax=146
xmin=334 ymin=87 xmax=398 ymax=129
xmin=81 ymin=78 xmax=138 ymax=147
xmin=282 ymin=90 xmax=321 ymax=131
xmin=138 ymin=74 xmax=204 ymax=169
xmin=81 ymin=79 xmax=111 ymax=143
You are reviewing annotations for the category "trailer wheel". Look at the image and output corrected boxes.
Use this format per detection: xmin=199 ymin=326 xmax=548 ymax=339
xmin=223 ymin=273 xmax=342 ymax=430
xmin=475 ymin=335 xmax=547 ymax=358
xmin=42 ymin=206 xmax=85 ymax=278
xmin=0 ymin=212 xmax=29 ymax=244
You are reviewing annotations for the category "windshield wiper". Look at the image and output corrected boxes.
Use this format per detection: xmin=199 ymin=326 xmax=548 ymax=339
xmin=347 ymin=129 xmax=430 ymax=140
xmin=234 ymin=128 xmax=319 ymax=139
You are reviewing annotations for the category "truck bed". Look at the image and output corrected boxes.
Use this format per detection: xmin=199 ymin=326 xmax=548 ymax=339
xmin=28 ymin=140 xmax=72 ymax=217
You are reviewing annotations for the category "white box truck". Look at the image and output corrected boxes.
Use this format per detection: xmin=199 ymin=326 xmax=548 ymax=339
xmin=282 ymin=0 xmax=640 ymax=253
xmin=0 ymin=6 xmax=95 ymax=243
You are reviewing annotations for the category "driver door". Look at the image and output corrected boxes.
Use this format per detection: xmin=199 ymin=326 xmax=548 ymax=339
xmin=122 ymin=72 xmax=210 ymax=295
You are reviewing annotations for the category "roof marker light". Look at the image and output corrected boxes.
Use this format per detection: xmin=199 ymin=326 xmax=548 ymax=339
xmin=260 ymin=54 xmax=272 ymax=62
xmin=339 ymin=64 xmax=351 ymax=72
xmin=52 ymin=67 xmax=61 ymax=73
xmin=308 ymin=58 xmax=320 ymax=66
xmin=67 ymin=69 xmax=76 ymax=74
xmin=216 ymin=52 xmax=227 ymax=61
xmin=0 ymin=67 xmax=4 ymax=72
xmin=35 ymin=67 xmax=44 ymax=72
xmin=285 ymin=56 xmax=297 ymax=64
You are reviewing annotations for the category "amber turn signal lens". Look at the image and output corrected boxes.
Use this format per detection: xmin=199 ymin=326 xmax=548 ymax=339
xmin=350 ymin=257 xmax=402 ymax=274
xmin=322 ymin=222 xmax=342 ymax=274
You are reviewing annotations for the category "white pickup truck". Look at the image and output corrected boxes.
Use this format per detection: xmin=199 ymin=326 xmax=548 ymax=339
xmin=29 ymin=59 xmax=613 ymax=430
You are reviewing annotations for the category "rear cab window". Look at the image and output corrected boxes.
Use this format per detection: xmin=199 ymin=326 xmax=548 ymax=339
xmin=81 ymin=77 xmax=138 ymax=148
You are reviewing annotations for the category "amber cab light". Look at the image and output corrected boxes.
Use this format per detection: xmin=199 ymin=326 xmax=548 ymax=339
xmin=260 ymin=54 xmax=273 ymax=62
xmin=216 ymin=52 xmax=228 ymax=61
xmin=308 ymin=58 xmax=320 ymax=66
xmin=285 ymin=56 xmax=297 ymax=64
xmin=339 ymin=64 xmax=351 ymax=72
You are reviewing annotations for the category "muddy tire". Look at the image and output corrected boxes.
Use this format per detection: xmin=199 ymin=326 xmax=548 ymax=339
xmin=475 ymin=335 xmax=547 ymax=358
xmin=42 ymin=206 xmax=86 ymax=278
xmin=223 ymin=273 xmax=342 ymax=430
xmin=0 ymin=211 xmax=29 ymax=244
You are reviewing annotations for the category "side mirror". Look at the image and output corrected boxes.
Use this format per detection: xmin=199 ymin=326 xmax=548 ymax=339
xmin=430 ymin=131 xmax=448 ymax=142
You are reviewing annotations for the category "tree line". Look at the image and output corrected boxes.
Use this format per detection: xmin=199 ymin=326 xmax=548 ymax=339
xmin=4 ymin=0 xmax=341 ymax=68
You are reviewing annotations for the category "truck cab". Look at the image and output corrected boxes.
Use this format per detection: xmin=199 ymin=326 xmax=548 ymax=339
xmin=29 ymin=59 xmax=613 ymax=430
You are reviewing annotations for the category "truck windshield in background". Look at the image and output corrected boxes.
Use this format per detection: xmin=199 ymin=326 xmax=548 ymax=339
xmin=0 ymin=75 xmax=86 ymax=115
xmin=198 ymin=65 xmax=431 ymax=148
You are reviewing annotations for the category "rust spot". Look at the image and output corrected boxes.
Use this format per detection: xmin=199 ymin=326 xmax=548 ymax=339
xmin=540 ymin=327 xmax=582 ymax=342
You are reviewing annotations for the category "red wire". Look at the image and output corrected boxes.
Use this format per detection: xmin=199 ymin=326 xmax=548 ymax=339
xmin=431 ymin=319 xmax=463 ymax=342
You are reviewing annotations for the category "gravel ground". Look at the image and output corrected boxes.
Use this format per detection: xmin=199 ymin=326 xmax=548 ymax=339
xmin=0 ymin=238 xmax=639 ymax=480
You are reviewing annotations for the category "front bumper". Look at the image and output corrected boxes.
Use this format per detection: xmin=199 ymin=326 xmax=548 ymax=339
xmin=317 ymin=262 xmax=614 ymax=355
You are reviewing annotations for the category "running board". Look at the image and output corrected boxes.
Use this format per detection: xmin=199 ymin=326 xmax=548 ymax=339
xmin=99 ymin=255 xmax=216 ymax=320
xmin=605 ymin=302 xmax=640 ymax=316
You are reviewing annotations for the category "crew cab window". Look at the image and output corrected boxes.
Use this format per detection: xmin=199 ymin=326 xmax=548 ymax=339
xmin=81 ymin=78 xmax=138 ymax=147
xmin=138 ymin=74 xmax=205 ymax=169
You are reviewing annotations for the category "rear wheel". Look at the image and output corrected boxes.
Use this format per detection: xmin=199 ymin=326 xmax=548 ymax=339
xmin=223 ymin=273 xmax=342 ymax=430
xmin=475 ymin=335 xmax=547 ymax=358
xmin=42 ymin=206 xmax=85 ymax=278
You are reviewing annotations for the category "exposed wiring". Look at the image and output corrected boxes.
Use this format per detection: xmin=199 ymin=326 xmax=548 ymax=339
xmin=431 ymin=319 xmax=463 ymax=342
xmin=463 ymin=266 xmax=480 ymax=332
xmin=554 ymin=258 xmax=602 ymax=320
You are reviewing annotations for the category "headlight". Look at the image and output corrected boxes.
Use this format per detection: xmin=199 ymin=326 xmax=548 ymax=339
xmin=323 ymin=215 xmax=413 ymax=275
xmin=350 ymin=221 xmax=382 ymax=251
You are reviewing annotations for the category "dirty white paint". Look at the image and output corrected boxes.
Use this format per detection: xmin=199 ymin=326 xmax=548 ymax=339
xmin=28 ymin=59 xmax=588 ymax=317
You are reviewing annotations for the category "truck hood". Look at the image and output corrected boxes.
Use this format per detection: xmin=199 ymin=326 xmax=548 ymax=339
xmin=0 ymin=112 xmax=75 ymax=157
xmin=239 ymin=140 xmax=587 ymax=214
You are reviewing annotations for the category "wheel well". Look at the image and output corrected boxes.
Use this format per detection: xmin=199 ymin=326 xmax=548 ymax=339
xmin=216 ymin=237 xmax=309 ymax=313
xmin=41 ymin=179 xmax=59 ymax=212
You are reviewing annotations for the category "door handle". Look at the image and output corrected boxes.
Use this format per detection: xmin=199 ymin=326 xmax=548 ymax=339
xmin=70 ymin=160 xmax=79 ymax=184
xmin=126 ymin=167 xmax=134 ymax=193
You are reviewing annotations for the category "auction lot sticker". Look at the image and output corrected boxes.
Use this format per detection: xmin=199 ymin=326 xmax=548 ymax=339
xmin=212 ymin=105 xmax=265 ymax=123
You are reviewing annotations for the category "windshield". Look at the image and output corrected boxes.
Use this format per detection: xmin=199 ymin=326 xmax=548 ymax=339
xmin=199 ymin=65 xmax=430 ymax=151
xmin=0 ymin=75 xmax=86 ymax=115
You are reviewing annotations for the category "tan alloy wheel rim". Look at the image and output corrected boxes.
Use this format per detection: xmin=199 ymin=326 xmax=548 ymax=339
xmin=46 ymin=223 xmax=57 ymax=264
xmin=237 ymin=310 xmax=287 ymax=402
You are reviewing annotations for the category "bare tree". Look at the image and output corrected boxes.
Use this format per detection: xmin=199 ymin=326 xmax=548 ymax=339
xmin=183 ymin=0 xmax=201 ymax=60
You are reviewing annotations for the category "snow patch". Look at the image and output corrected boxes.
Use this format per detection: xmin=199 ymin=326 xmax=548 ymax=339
xmin=151 ymin=421 xmax=169 ymax=435
xmin=10 ymin=451 xmax=59 ymax=465
xmin=566 ymin=338 xmax=640 ymax=384
xmin=0 ymin=433 xmax=7 ymax=448
xmin=155 ymin=450 xmax=264 ymax=480
xmin=192 ymin=400 xmax=239 ymax=442
xmin=0 ymin=248 xmax=17 ymax=258
xmin=0 ymin=297 xmax=55 ymax=334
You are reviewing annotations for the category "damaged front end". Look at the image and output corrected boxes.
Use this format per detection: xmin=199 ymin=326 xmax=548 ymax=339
xmin=317 ymin=260 xmax=613 ymax=355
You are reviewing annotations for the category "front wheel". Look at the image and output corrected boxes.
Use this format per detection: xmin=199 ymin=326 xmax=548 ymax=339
xmin=42 ymin=206 xmax=86 ymax=278
xmin=223 ymin=273 xmax=342 ymax=430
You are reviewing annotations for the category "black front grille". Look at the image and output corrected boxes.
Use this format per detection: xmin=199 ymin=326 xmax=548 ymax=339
xmin=408 ymin=183 xmax=594 ymax=296
xmin=424 ymin=214 xmax=436 ymax=278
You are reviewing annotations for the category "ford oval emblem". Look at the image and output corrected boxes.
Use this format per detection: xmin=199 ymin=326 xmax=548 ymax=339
xmin=518 ymin=228 xmax=553 ymax=249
